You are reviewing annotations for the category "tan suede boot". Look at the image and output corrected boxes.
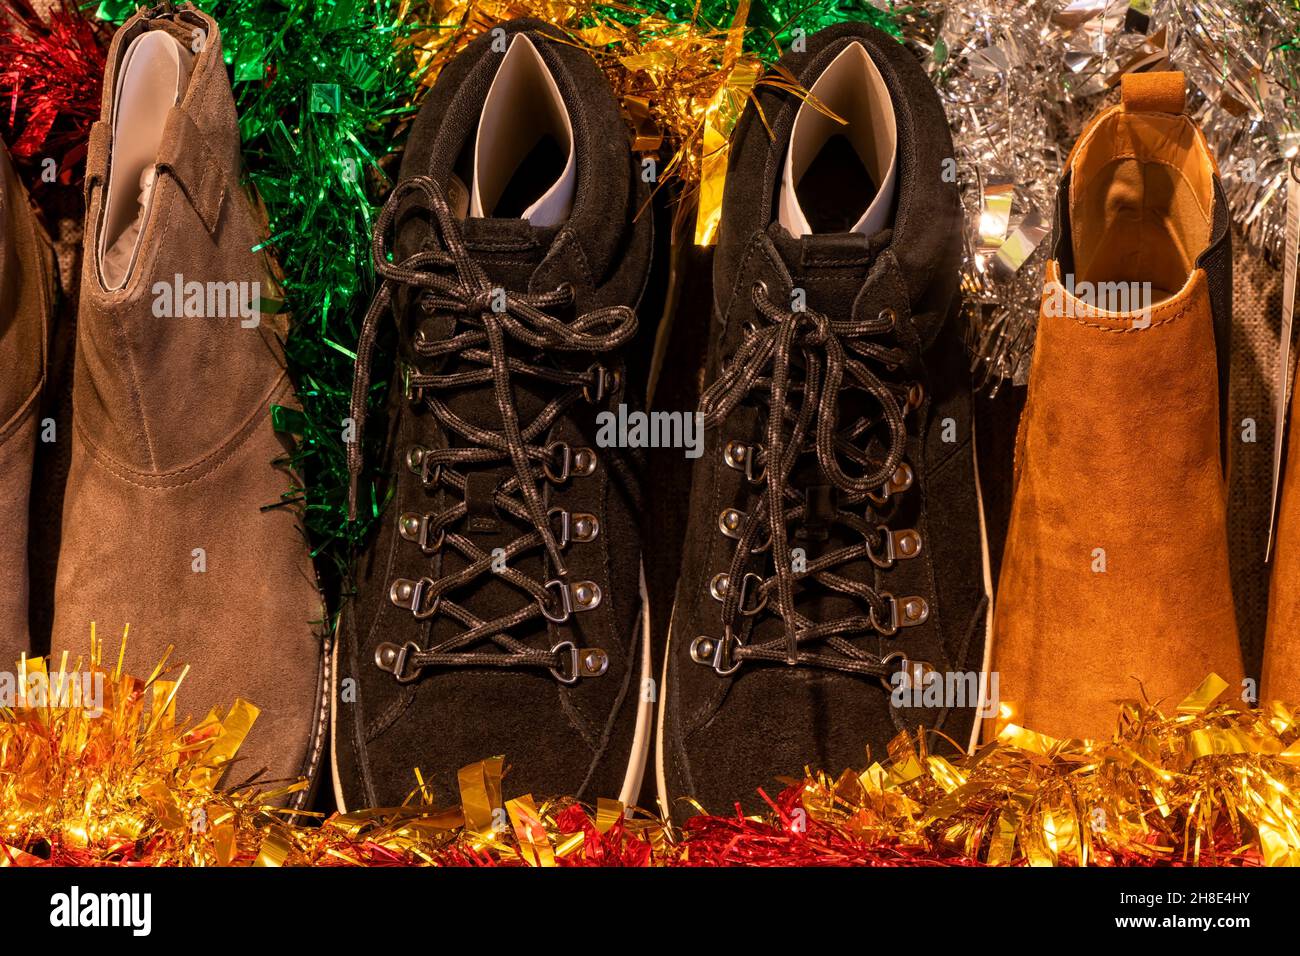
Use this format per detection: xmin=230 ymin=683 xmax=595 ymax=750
xmin=1265 ymin=372 xmax=1300 ymax=703
xmin=0 ymin=143 xmax=55 ymax=663
xmin=991 ymin=72 xmax=1244 ymax=741
xmin=52 ymin=4 xmax=326 ymax=803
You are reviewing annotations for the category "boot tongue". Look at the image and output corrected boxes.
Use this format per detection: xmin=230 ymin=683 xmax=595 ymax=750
xmin=423 ymin=213 xmax=569 ymax=651
xmin=459 ymin=215 xmax=558 ymax=286
xmin=766 ymin=223 xmax=890 ymax=315
xmin=436 ymin=215 xmax=562 ymax=431
xmin=754 ymin=225 xmax=900 ymax=644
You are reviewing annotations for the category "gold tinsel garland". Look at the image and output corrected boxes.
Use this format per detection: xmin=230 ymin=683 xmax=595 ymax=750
xmin=3 ymin=633 xmax=1299 ymax=866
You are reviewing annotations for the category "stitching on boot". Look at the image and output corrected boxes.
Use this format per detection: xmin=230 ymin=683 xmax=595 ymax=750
xmin=72 ymin=370 xmax=293 ymax=487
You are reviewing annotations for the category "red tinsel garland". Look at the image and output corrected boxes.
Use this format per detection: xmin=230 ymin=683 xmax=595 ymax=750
xmin=0 ymin=0 xmax=108 ymax=186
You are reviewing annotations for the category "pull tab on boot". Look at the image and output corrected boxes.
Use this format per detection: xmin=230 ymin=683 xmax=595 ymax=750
xmin=1120 ymin=71 xmax=1185 ymax=114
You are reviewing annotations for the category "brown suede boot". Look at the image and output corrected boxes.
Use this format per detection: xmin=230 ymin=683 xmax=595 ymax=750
xmin=0 ymin=143 xmax=55 ymax=662
xmin=1265 ymin=371 xmax=1300 ymax=703
xmin=991 ymin=72 xmax=1244 ymax=741
xmin=52 ymin=4 xmax=326 ymax=803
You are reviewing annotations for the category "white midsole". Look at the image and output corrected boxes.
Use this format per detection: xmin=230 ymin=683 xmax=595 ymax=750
xmin=619 ymin=566 xmax=654 ymax=806
xmin=329 ymin=620 xmax=345 ymax=811
xmin=653 ymin=603 xmax=674 ymax=824
xmin=330 ymin=564 xmax=655 ymax=814
xmin=968 ymin=412 xmax=997 ymax=754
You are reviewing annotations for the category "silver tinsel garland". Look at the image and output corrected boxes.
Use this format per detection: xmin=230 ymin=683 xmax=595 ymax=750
xmin=893 ymin=0 xmax=1300 ymax=391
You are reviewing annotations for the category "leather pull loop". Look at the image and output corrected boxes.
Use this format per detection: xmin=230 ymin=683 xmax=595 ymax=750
xmin=157 ymin=107 xmax=227 ymax=235
xmin=1120 ymin=71 xmax=1185 ymax=115
xmin=83 ymin=121 xmax=111 ymax=203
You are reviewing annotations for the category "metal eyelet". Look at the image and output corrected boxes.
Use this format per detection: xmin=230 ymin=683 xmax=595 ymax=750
xmin=718 ymin=508 xmax=745 ymax=538
xmin=389 ymin=576 xmax=441 ymax=619
xmin=708 ymin=572 xmax=730 ymax=601
xmin=398 ymin=512 xmax=444 ymax=554
xmin=543 ymin=443 xmax=598 ymax=483
xmin=540 ymin=579 xmax=602 ymax=623
xmin=546 ymin=507 xmax=598 ymax=548
xmin=405 ymin=445 xmax=427 ymax=474
xmin=737 ymin=572 xmax=767 ymax=616
xmin=717 ymin=509 xmax=771 ymax=552
xmin=691 ymin=628 xmax=742 ymax=676
xmin=867 ymin=526 xmax=922 ymax=567
xmin=879 ymin=307 xmax=897 ymax=330
xmin=752 ymin=279 xmax=769 ymax=299
xmin=571 ymin=513 xmax=599 ymax=542
xmin=723 ymin=440 xmax=766 ymax=483
xmin=583 ymin=364 xmax=620 ymax=404
xmin=870 ymin=462 xmax=914 ymax=505
xmin=905 ymin=383 xmax=925 ymax=412
xmin=877 ymin=651 xmax=935 ymax=692
xmin=549 ymin=640 xmax=608 ymax=684
xmin=887 ymin=463 xmax=914 ymax=495
xmin=375 ymin=640 xmax=422 ymax=684
xmin=870 ymin=593 xmax=930 ymax=636
xmin=573 ymin=447 xmax=597 ymax=476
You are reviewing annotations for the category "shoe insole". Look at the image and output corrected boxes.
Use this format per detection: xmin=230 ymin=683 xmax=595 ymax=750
xmin=469 ymin=33 xmax=575 ymax=226
xmin=777 ymin=41 xmax=897 ymax=238
xmin=98 ymin=29 xmax=194 ymax=290
xmin=491 ymin=135 xmax=567 ymax=220
xmin=795 ymin=134 xmax=879 ymax=235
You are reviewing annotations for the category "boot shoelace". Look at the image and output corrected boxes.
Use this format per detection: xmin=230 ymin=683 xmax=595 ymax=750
xmin=691 ymin=279 xmax=929 ymax=684
xmin=347 ymin=176 xmax=637 ymax=685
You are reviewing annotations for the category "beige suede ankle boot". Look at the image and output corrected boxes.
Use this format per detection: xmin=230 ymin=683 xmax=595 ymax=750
xmin=52 ymin=4 xmax=326 ymax=804
xmin=0 ymin=143 xmax=55 ymax=663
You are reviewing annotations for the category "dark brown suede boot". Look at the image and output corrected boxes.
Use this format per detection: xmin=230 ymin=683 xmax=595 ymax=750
xmin=334 ymin=20 xmax=655 ymax=811
xmin=52 ymin=4 xmax=326 ymax=804
xmin=0 ymin=142 xmax=55 ymax=662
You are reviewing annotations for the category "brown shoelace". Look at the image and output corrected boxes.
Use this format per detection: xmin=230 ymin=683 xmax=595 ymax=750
xmin=347 ymin=176 xmax=637 ymax=682
xmin=696 ymin=279 xmax=917 ymax=679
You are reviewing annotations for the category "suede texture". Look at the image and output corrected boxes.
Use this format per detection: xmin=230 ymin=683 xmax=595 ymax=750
xmin=992 ymin=82 xmax=1243 ymax=740
xmin=53 ymin=5 xmax=326 ymax=805
xmin=1265 ymin=373 xmax=1300 ymax=701
xmin=335 ymin=19 xmax=653 ymax=810
xmin=0 ymin=143 xmax=54 ymax=659
xmin=661 ymin=24 xmax=984 ymax=824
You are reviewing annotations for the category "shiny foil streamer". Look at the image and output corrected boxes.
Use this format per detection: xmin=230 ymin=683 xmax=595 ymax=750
xmin=4 ymin=640 xmax=1298 ymax=866
xmin=0 ymin=0 xmax=110 ymax=186
xmin=1158 ymin=0 xmax=1300 ymax=263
